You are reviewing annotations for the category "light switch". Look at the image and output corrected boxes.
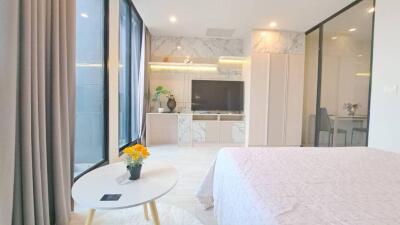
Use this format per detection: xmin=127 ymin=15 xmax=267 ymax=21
xmin=384 ymin=85 xmax=399 ymax=95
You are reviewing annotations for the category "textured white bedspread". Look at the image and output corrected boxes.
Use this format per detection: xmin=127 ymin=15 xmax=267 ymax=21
xmin=196 ymin=147 xmax=400 ymax=225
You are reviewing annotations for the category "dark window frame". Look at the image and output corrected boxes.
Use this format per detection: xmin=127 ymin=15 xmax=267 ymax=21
xmin=118 ymin=0 xmax=143 ymax=151
xmin=74 ymin=0 xmax=110 ymax=181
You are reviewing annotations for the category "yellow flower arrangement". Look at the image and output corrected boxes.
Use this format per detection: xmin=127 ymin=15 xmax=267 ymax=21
xmin=123 ymin=144 xmax=150 ymax=166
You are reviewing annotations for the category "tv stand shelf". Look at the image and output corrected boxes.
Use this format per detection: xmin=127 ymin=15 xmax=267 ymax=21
xmin=146 ymin=113 xmax=245 ymax=146
xmin=192 ymin=114 xmax=244 ymax=121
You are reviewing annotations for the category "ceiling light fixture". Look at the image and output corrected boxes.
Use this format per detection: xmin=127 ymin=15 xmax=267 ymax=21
xmin=368 ymin=7 xmax=375 ymax=13
xmin=269 ymin=21 xmax=277 ymax=28
xmin=177 ymin=45 xmax=182 ymax=50
xmin=331 ymin=36 xmax=338 ymax=40
xmin=348 ymin=28 xmax=357 ymax=32
xmin=169 ymin=15 xmax=177 ymax=23
xmin=80 ymin=13 xmax=89 ymax=18
xmin=357 ymin=54 xmax=363 ymax=57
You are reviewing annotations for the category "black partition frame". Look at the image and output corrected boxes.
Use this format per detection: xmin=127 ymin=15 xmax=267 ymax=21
xmin=305 ymin=0 xmax=376 ymax=147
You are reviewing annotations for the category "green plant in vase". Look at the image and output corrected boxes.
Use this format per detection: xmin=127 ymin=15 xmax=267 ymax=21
xmin=152 ymin=86 xmax=171 ymax=113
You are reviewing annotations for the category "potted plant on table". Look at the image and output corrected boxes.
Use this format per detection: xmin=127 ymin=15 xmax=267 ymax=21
xmin=122 ymin=144 xmax=150 ymax=180
xmin=152 ymin=86 xmax=171 ymax=113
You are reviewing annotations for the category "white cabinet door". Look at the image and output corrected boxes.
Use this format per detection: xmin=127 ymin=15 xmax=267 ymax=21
xmin=192 ymin=121 xmax=220 ymax=144
xmin=267 ymin=53 xmax=287 ymax=146
xmin=247 ymin=53 xmax=270 ymax=146
xmin=286 ymin=54 xmax=305 ymax=146
xmin=220 ymin=121 xmax=245 ymax=144
xmin=178 ymin=114 xmax=192 ymax=146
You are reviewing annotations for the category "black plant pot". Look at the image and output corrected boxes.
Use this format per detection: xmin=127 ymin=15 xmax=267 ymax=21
xmin=127 ymin=164 xmax=142 ymax=180
xmin=167 ymin=95 xmax=176 ymax=112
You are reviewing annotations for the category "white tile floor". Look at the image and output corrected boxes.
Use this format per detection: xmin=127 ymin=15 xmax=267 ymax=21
xmin=147 ymin=145 xmax=219 ymax=225
xmin=73 ymin=145 xmax=220 ymax=225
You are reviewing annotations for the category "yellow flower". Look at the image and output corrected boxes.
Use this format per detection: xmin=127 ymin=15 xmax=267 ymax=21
xmin=130 ymin=150 xmax=140 ymax=161
xmin=123 ymin=144 xmax=150 ymax=161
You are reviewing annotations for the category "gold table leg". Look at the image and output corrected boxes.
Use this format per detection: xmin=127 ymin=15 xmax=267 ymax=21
xmin=84 ymin=208 xmax=96 ymax=225
xmin=144 ymin=203 xmax=150 ymax=220
xmin=149 ymin=200 xmax=160 ymax=225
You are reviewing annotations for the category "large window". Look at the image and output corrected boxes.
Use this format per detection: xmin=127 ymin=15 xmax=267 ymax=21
xmin=74 ymin=0 xmax=108 ymax=178
xmin=119 ymin=0 xmax=143 ymax=148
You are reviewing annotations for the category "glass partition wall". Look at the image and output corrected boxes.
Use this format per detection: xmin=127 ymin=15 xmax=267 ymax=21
xmin=302 ymin=0 xmax=374 ymax=147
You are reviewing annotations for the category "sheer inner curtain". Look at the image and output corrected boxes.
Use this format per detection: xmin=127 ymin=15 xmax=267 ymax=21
xmin=0 ymin=0 xmax=76 ymax=225
xmin=138 ymin=27 xmax=151 ymax=144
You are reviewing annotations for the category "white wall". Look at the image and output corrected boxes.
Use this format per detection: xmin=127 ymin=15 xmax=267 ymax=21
xmin=368 ymin=0 xmax=400 ymax=152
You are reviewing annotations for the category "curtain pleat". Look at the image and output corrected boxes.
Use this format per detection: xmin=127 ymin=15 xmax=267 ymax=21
xmin=0 ymin=0 xmax=19 ymax=223
xmin=9 ymin=0 xmax=75 ymax=224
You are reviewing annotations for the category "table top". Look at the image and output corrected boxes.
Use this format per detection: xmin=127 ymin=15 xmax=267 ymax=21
xmin=71 ymin=161 xmax=178 ymax=210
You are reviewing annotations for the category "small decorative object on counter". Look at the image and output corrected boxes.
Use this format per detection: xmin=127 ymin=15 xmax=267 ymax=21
xmin=167 ymin=95 xmax=177 ymax=112
xmin=122 ymin=144 xmax=150 ymax=180
xmin=343 ymin=103 xmax=360 ymax=116
xmin=183 ymin=56 xmax=193 ymax=64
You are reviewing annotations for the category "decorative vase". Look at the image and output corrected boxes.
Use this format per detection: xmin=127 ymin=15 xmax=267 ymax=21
xmin=167 ymin=95 xmax=176 ymax=112
xmin=127 ymin=164 xmax=142 ymax=180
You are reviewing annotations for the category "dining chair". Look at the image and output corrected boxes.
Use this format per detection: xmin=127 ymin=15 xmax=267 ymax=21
xmin=319 ymin=108 xmax=347 ymax=146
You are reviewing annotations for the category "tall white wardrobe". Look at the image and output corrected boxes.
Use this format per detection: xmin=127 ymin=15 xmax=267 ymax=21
xmin=247 ymin=52 xmax=305 ymax=146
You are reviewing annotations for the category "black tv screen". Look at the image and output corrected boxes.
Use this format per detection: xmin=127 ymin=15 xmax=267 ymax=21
xmin=191 ymin=80 xmax=244 ymax=111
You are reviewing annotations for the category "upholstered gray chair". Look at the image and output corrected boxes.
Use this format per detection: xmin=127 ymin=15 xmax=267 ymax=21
xmin=319 ymin=108 xmax=347 ymax=146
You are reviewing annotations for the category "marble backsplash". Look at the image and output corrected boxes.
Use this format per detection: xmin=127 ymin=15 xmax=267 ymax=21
xmin=151 ymin=36 xmax=243 ymax=62
xmin=150 ymin=36 xmax=245 ymax=112
xmin=252 ymin=30 xmax=305 ymax=54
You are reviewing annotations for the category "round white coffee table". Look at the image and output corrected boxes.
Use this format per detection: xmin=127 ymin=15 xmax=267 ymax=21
xmin=72 ymin=161 xmax=178 ymax=225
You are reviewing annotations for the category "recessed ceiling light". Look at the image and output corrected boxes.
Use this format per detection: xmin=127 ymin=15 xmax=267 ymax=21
xmin=261 ymin=31 xmax=267 ymax=37
xmin=269 ymin=21 xmax=277 ymax=28
xmin=368 ymin=7 xmax=375 ymax=13
xmin=80 ymin=13 xmax=89 ymax=18
xmin=176 ymin=46 xmax=182 ymax=50
xmin=348 ymin=28 xmax=357 ymax=32
xmin=357 ymin=54 xmax=363 ymax=57
xmin=331 ymin=36 xmax=338 ymax=40
xmin=169 ymin=15 xmax=177 ymax=23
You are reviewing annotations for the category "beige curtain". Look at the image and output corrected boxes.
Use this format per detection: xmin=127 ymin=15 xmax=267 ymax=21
xmin=139 ymin=27 xmax=151 ymax=145
xmin=0 ymin=0 xmax=76 ymax=224
xmin=0 ymin=0 xmax=19 ymax=224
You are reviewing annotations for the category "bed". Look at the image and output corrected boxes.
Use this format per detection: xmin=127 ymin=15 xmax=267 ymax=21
xmin=196 ymin=147 xmax=400 ymax=225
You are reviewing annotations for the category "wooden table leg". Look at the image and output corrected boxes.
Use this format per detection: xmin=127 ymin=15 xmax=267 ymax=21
xmin=149 ymin=200 xmax=160 ymax=225
xmin=84 ymin=208 xmax=96 ymax=225
xmin=144 ymin=203 xmax=149 ymax=220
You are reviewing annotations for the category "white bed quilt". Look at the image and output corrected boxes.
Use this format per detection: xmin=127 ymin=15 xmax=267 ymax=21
xmin=196 ymin=147 xmax=400 ymax=225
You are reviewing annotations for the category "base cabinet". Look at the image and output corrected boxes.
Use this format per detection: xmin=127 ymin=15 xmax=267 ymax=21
xmin=146 ymin=113 xmax=245 ymax=146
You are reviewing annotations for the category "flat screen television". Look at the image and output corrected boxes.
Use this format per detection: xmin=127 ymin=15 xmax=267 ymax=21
xmin=191 ymin=80 xmax=244 ymax=112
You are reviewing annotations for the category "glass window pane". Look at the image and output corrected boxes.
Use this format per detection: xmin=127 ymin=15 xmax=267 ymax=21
xmin=75 ymin=0 xmax=106 ymax=177
xmin=302 ymin=29 xmax=319 ymax=147
xmin=119 ymin=0 xmax=142 ymax=148
xmin=317 ymin=0 xmax=373 ymax=147
xmin=119 ymin=0 xmax=131 ymax=147
xmin=130 ymin=7 xmax=142 ymax=141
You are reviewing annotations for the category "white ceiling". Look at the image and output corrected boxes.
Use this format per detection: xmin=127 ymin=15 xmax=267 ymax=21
xmin=132 ymin=0 xmax=356 ymax=38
